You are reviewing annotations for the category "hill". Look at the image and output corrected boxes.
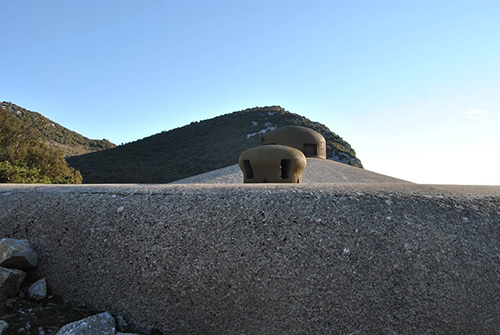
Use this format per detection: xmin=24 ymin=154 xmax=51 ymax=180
xmin=67 ymin=106 xmax=363 ymax=183
xmin=0 ymin=106 xmax=82 ymax=183
xmin=1 ymin=102 xmax=116 ymax=157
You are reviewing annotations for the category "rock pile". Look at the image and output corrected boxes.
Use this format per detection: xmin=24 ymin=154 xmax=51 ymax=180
xmin=0 ymin=239 xmax=38 ymax=303
xmin=0 ymin=238 xmax=146 ymax=335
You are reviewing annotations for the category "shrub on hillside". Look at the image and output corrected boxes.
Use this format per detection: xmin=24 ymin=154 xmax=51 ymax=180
xmin=0 ymin=108 xmax=82 ymax=184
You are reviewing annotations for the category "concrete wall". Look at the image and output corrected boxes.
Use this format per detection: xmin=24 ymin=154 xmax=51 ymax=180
xmin=1 ymin=184 xmax=499 ymax=334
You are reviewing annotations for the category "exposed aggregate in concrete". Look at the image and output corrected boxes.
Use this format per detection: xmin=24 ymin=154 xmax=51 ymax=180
xmin=0 ymin=184 xmax=499 ymax=334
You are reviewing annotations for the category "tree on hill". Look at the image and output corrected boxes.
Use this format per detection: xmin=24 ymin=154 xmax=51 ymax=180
xmin=0 ymin=108 xmax=82 ymax=183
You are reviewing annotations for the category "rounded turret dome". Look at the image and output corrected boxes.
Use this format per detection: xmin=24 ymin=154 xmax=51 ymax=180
xmin=260 ymin=126 xmax=326 ymax=159
xmin=238 ymin=145 xmax=307 ymax=183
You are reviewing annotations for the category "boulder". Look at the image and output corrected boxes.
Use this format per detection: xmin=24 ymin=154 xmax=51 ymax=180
xmin=0 ymin=320 xmax=8 ymax=335
xmin=0 ymin=266 xmax=26 ymax=301
xmin=0 ymin=238 xmax=38 ymax=270
xmin=28 ymin=277 xmax=47 ymax=300
xmin=55 ymin=311 xmax=116 ymax=335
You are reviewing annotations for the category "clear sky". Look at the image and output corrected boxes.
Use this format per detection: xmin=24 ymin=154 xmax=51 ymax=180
xmin=2 ymin=0 xmax=499 ymax=185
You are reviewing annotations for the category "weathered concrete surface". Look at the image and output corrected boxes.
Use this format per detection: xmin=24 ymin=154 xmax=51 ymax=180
xmin=0 ymin=184 xmax=499 ymax=334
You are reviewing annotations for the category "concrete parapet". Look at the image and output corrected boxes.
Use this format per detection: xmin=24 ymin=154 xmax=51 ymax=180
xmin=0 ymin=184 xmax=499 ymax=334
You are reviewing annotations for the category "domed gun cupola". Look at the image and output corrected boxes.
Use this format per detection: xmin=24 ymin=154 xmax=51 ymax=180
xmin=260 ymin=126 xmax=326 ymax=159
xmin=238 ymin=145 xmax=307 ymax=183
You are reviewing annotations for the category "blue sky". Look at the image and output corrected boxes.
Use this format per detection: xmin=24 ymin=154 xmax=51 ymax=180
xmin=2 ymin=0 xmax=499 ymax=185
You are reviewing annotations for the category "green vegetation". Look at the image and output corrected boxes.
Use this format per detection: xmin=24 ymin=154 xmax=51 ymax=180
xmin=1 ymin=102 xmax=116 ymax=157
xmin=0 ymin=107 xmax=82 ymax=183
xmin=1 ymin=102 xmax=362 ymax=184
xmin=68 ymin=106 xmax=363 ymax=183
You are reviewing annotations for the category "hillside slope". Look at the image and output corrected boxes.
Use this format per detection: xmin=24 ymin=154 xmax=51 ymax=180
xmin=68 ymin=106 xmax=363 ymax=183
xmin=1 ymin=102 xmax=116 ymax=157
xmin=0 ymin=107 xmax=82 ymax=183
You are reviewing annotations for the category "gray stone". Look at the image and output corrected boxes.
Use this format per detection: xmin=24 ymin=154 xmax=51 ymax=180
xmin=0 ymin=238 xmax=38 ymax=270
xmin=55 ymin=311 xmax=115 ymax=335
xmin=0 ymin=266 xmax=26 ymax=301
xmin=114 ymin=314 xmax=128 ymax=331
xmin=0 ymin=320 xmax=8 ymax=335
xmin=28 ymin=277 xmax=47 ymax=300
